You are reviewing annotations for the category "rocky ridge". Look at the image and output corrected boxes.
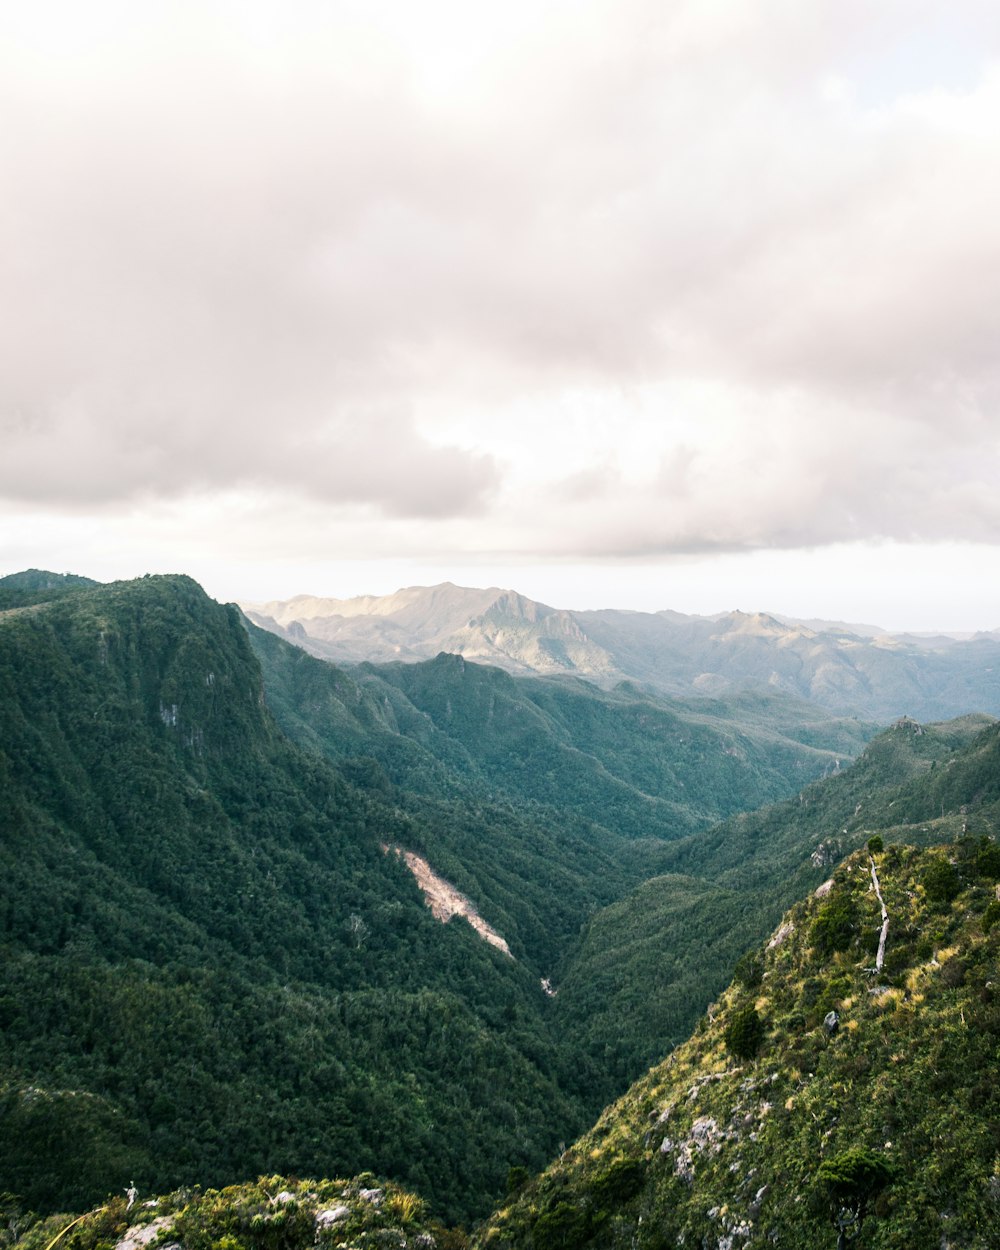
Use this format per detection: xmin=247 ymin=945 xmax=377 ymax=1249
xmin=242 ymin=583 xmax=1000 ymax=721
xmin=473 ymin=839 xmax=1000 ymax=1249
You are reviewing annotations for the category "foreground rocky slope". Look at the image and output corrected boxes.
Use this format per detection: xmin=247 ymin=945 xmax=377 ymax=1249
xmin=10 ymin=1175 xmax=463 ymax=1250
xmin=547 ymin=713 xmax=998 ymax=1095
xmin=475 ymin=840 xmax=1000 ymax=1249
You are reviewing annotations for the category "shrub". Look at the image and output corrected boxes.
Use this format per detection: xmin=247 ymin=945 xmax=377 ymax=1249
xmin=976 ymin=840 xmax=1000 ymax=879
xmin=867 ymin=835 xmax=884 ymax=855
xmin=589 ymin=1159 xmax=644 ymax=1206
xmin=533 ymin=1201 xmax=591 ymax=1250
xmin=507 ymin=1166 xmax=531 ymax=1195
xmin=816 ymin=1148 xmax=894 ymax=1244
xmin=733 ymin=950 xmax=764 ymax=989
xmin=725 ymin=1005 xmax=765 ymax=1060
xmin=811 ymin=895 xmax=857 ymax=956
xmin=923 ymin=858 xmax=961 ymax=908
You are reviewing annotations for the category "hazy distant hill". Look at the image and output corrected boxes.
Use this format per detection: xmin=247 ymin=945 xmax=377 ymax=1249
xmin=244 ymin=583 xmax=619 ymax=677
xmin=242 ymin=583 xmax=1000 ymax=722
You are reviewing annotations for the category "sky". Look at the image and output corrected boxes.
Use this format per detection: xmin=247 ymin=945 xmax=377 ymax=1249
xmin=3 ymin=0 xmax=1000 ymax=629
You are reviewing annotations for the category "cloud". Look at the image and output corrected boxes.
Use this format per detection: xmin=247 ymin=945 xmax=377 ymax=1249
xmin=2 ymin=0 xmax=1000 ymax=554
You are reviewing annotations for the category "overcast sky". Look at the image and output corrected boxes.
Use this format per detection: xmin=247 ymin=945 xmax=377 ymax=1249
xmin=3 ymin=0 xmax=1000 ymax=628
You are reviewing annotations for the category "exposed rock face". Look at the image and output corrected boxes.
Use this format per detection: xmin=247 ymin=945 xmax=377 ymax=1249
xmin=114 ymin=1217 xmax=175 ymax=1250
xmin=315 ymin=1206 xmax=350 ymax=1227
xmin=384 ymin=844 xmax=513 ymax=957
xmin=766 ymin=921 xmax=794 ymax=950
xmin=812 ymin=840 xmax=842 ymax=870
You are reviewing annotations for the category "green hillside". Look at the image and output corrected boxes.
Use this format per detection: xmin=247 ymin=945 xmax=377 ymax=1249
xmin=476 ymin=840 xmax=1000 ymax=1249
xmin=248 ymin=625 xmax=873 ymax=972
xmin=355 ymin=656 xmax=871 ymax=840
xmin=18 ymin=837 xmax=998 ymax=1250
xmin=550 ymin=715 xmax=997 ymax=1095
xmin=0 ymin=575 xmax=590 ymax=1222
xmin=2 ymin=571 xmax=997 ymax=1242
xmin=0 ymin=569 xmax=102 ymax=610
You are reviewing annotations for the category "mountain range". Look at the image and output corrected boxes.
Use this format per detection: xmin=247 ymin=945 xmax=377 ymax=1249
xmin=1 ymin=568 xmax=998 ymax=1248
xmin=242 ymin=582 xmax=1000 ymax=722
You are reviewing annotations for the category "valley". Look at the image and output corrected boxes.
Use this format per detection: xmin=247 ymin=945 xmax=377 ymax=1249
xmin=0 ymin=570 xmax=997 ymax=1248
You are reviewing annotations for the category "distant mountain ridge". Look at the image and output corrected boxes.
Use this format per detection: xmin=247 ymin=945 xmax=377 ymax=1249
xmin=243 ymin=583 xmax=1000 ymax=722
xmin=244 ymin=582 xmax=620 ymax=679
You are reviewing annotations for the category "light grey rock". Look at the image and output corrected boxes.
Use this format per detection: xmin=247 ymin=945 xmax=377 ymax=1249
xmin=315 ymin=1206 xmax=350 ymax=1227
xmin=115 ymin=1217 xmax=175 ymax=1250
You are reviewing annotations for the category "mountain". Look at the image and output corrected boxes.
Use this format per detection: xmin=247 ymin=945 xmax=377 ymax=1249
xmin=0 ymin=572 xmax=868 ymax=1223
xmin=20 ymin=833 xmax=999 ymax=1250
xmin=0 ymin=574 xmax=597 ymax=1222
xmin=244 ymin=583 xmax=619 ymax=677
xmin=475 ymin=838 xmax=1000 ymax=1249
xmin=0 ymin=568 xmax=101 ymax=608
xmin=548 ymin=714 xmax=997 ymax=1098
xmin=242 ymin=583 xmax=1000 ymax=722
xmin=3 ymin=570 xmax=998 ymax=1240
xmin=246 ymin=623 xmax=872 ymax=971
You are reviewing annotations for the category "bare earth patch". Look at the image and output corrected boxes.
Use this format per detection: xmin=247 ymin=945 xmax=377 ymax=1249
xmin=383 ymin=844 xmax=512 ymax=957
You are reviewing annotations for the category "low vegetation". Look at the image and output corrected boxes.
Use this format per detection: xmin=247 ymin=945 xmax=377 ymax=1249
xmin=474 ymin=842 xmax=1000 ymax=1249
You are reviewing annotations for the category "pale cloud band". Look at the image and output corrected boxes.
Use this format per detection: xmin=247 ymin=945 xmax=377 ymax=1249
xmin=2 ymin=0 xmax=1000 ymax=565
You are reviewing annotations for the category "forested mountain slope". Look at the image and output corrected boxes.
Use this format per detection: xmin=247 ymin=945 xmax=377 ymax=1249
xmin=18 ymin=838 xmax=998 ymax=1250
xmin=477 ymin=840 xmax=1000 ymax=1249
xmin=551 ymin=715 xmax=998 ymax=1095
xmin=0 ymin=571 xmax=878 ymax=1229
xmin=3 ymin=572 xmax=998 ymax=1239
xmin=248 ymin=624 xmax=871 ymax=966
xmin=0 ymin=569 xmax=101 ymax=607
xmin=0 ymin=575 xmax=593 ymax=1222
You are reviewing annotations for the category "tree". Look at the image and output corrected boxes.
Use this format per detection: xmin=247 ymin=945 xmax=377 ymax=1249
xmin=922 ymin=858 xmax=960 ymax=908
xmin=816 ymin=1148 xmax=893 ymax=1249
xmin=724 ymin=1005 xmax=764 ymax=1060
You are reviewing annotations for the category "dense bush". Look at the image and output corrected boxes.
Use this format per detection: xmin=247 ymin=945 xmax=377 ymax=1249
xmin=724 ymin=1005 xmax=765 ymax=1060
xmin=532 ymin=1200 xmax=591 ymax=1250
xmin=589 ymin=1159 xmax=644 ymax=1206
xmin=922 ymin=857 xmax=961 ymax=907
xmin=732 ymin=950 xmax=764 ymax=989
xmin=810 ymin=894 xmax=857 ymax=955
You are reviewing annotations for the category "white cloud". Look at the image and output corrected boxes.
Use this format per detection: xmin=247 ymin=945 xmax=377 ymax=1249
xmin=2 ymin=0 xmax=1000 ymax=605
